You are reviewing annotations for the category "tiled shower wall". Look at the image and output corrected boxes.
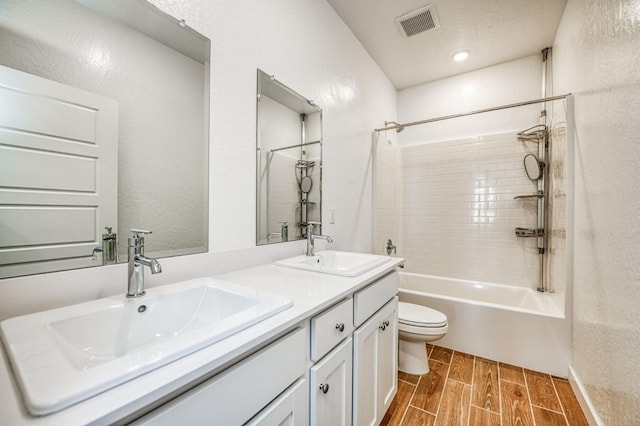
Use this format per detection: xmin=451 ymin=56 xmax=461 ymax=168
xmin=374 ymin=135 xmax=402 ymax=256
xmin=375 ymin=128 xmax=567 ymax=291
xmin=400 ymin=132 xmax=541 ymax=288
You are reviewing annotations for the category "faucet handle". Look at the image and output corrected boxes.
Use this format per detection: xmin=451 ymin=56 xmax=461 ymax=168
xmin=130 ymin=229 xmax=152 ymax=237
xmin=307 ymin=221 xmax=321 ymax=230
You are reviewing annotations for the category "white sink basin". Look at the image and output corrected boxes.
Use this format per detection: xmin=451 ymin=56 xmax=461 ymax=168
xmin=0 ymin=277 xmax=292 ymax=415
xmin=275 ymin=250 xmax=392 ymax=277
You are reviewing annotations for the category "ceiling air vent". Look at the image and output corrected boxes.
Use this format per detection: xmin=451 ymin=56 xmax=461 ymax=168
xmin=395 ymin=4 xmax=440 ymax=38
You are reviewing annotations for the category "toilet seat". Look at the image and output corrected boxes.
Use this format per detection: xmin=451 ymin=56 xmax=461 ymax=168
xmin=399 ymin=322 xmax=448 ymax=336
xmin=398 ymin=302 xmax=447 ymax=328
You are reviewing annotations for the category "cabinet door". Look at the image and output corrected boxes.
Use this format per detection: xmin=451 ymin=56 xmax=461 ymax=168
xmin=377 ymin=298 xmax=398 ymax=420
xmin=246 ymin=378 xmax=307 ymax=426
xmin=310 ymin=337 xmax=353 ymax=426
xmin=353 ymin=298 xmax=398 ymax=426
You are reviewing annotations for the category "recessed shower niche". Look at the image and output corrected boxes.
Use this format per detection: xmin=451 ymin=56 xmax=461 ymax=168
xmin=256 ymin=70 xmax=322 ymax=245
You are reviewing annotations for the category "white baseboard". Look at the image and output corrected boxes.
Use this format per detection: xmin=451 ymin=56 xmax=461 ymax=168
xmin=568 ymin=366 xmax=604 ymax=426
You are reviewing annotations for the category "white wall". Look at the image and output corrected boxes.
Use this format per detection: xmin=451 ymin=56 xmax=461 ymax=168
xmin=0 ymin=0 xmax=397 ymax=320
xmin=553 ymin=0 xmax=640 ymax=424
xmin=397 ymin=55 xmax=543 ymax=146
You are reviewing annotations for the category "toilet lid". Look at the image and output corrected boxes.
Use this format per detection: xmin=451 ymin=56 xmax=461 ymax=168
xmin=398 ymin=302 xmax=447 ymax=327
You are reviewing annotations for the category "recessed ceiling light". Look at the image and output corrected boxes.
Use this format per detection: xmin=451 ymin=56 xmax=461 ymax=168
xmin=452 ymin=50 xmax=470 ymax=62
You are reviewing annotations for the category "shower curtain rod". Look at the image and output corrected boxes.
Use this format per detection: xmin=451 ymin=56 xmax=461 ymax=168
xmin=375 ymin=93 xmax=571 ymax=133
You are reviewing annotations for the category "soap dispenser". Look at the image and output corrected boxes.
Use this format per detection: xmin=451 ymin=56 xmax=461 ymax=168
xmin=279 ymin=221 xmax=288 ymax=242
xmin=102 ymin=226 xmax=117 ymax=264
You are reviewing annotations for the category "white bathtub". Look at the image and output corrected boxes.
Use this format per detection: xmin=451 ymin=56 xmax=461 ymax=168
xmin=399 ymin=272 xmax=571 ymax=377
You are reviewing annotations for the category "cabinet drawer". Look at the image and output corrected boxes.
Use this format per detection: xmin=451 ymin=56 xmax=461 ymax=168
xmin=310 ymin=298 xmax=353 ymax=361
xmin=353 ymin=271 xmax=398 ymax=327
xmin=135 ymin=328 xmax=305 ymax=426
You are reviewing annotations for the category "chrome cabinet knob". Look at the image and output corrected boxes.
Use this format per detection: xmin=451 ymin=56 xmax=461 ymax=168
xmin=319 ymin=383 xmax=330 ymax=393
xmin=335 ymin=323 xmax=345 ymax=332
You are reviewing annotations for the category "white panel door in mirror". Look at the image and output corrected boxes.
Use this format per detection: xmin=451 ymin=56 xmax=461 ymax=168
xmin=0 ymin=65 xmax=118 ymax=278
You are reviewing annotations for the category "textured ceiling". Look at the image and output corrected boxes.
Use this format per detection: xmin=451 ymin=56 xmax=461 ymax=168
xmin=326 ymin=0 xmax=568 ymax=89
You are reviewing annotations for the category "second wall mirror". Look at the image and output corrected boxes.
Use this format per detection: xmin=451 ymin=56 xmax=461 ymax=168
xmin=256 ymin=70 xmax=322 ymax=245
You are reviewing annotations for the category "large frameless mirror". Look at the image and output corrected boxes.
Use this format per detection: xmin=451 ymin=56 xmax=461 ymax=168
xmin=256 ymin=70 xmax=322 ymax=245
xmin=0 ymin=0 xmax=210 ymax=278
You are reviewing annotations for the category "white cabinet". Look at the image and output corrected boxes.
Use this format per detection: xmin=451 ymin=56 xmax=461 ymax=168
xmin=137 ymin=272 xmax=399 ymax=426
xmin=309 ymin=337 xmax=353 ymax=426
xmin=134 ymin=328 xmax=305 ymax=426
xmin=307 ymin=271 xmax=399 ymax=426
xmin=132 ymin=270 xmax=398 ymax=426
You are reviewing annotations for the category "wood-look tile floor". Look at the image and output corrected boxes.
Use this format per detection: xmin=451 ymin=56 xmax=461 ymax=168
xmin=381 ymin=344 xmax=589 ymax=426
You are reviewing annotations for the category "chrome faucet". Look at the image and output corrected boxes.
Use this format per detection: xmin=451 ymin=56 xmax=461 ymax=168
xmin=127 ymin=229 xmax=162 ymax=298
xmin=306 ymin=222 xmax=333 ymax=256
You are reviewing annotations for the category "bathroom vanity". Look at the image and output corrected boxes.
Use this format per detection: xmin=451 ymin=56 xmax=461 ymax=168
xmin=0 ymin=254 xmax=403 ymax=425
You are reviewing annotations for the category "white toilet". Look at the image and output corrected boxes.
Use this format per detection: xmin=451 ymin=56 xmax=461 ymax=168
xmin=397 ymin=302 xmax=448 ymax=375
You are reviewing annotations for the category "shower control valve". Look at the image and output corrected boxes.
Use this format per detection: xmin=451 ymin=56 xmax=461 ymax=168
xmin=386 ymin=239 xmax=397 ymax=256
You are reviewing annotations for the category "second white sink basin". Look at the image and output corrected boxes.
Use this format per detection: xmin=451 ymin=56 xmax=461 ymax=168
xmin=275 ymin=250 xmax=392 ymax=277
xmin=0 ymin=277 xmax=292 ymax=415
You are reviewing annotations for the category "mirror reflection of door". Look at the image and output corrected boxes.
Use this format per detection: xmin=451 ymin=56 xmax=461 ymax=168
xmin=256 ymin=70 xmax=322 ymax=245
xmin=0 ymin=66 xmax=118 ymax=278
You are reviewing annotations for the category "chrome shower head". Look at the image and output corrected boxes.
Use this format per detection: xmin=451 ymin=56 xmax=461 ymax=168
xmin=385 ymin=121 xmax=405 ymax=133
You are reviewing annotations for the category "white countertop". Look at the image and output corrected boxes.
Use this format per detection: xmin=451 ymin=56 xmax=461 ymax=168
xmin=0 ymin=257 xmax=403 ymax=425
